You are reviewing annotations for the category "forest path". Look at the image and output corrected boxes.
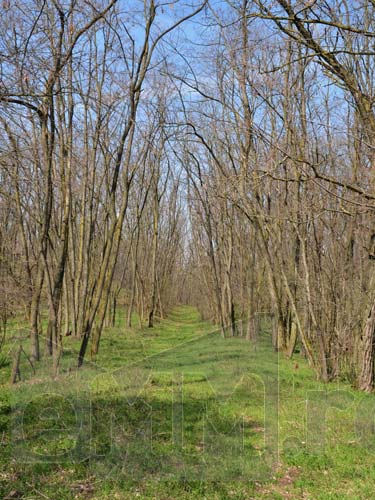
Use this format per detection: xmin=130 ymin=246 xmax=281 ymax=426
xmin=1 ymin=307 xmax=374 ymax=499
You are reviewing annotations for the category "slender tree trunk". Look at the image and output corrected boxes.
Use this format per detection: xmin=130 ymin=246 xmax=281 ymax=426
xmin=148 ymin=186 xmax=159 ymax=328
xmin=358 ymin=300 xmax=375 ymax=392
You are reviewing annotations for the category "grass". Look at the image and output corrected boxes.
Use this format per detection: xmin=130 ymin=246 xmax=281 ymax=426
xmin=1 ymin=306 xmax=375 ymax=499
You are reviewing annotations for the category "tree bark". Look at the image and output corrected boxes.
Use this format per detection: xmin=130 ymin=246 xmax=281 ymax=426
xmin=358 ymin=300 xmax=375 ymax=392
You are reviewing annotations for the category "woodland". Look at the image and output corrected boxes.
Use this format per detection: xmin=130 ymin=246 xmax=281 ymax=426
xmin=2 ymin=0 xmax=375 ymax=388
xmin=1 ymin=1 xmax=375 ymax=497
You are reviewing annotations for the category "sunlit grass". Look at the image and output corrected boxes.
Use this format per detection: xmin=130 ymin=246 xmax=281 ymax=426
xmin=1 ymin=306 xmax=375 ymax=499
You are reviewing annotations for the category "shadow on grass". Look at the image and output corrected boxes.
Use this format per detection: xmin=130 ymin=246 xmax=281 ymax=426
xmin=8 ymin=328 xmax=279 ymax=487
xmin=0 ymin=311 xmax=283 ymax=500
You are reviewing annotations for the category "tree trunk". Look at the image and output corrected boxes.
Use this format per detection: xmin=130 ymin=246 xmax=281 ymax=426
xmin=358 ymin=300 xmax=375 ymax=392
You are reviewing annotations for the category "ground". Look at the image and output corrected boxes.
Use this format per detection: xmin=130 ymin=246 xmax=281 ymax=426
xmin=1 ymin=306 xmax=375 ymax=499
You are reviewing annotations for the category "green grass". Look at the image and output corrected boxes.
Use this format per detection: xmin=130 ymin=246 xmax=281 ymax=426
xmin=1 ymin=306 xmax=375 ymax=499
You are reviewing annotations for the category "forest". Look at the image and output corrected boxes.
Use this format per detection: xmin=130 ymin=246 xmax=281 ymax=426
xmin=1 ymin=0 xmax=375 ymax=499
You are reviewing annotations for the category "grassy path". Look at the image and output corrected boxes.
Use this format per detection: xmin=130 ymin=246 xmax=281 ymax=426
xmin=1 ymin=306 xmax=375 ymax=499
